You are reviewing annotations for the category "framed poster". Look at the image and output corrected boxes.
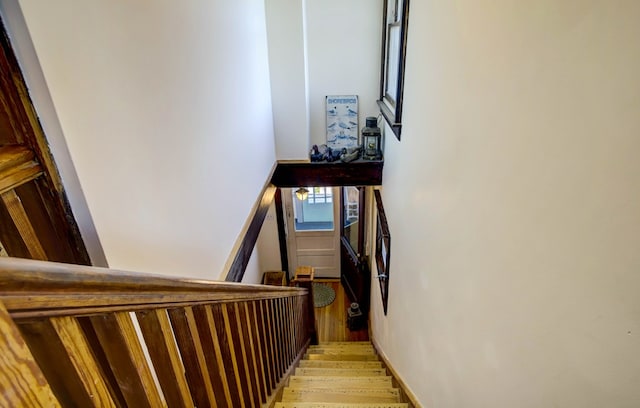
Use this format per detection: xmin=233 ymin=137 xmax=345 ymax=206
xmin=326 ymin=95 xmax=358 ymax=150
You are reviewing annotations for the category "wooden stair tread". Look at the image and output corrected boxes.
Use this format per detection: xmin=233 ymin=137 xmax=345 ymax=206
xmin=317 ymin=341 xmax=372 ymax=345
xmin=275 ymin=403 xmax=408 ymax=408
xmin=307 ymin=349 xmax=376 ymax=355
xmin=288 ymin=376 xmax=393 ymax=388
xmin=309 ymin=344 xmax=375 ymax=349
xmin=278 ymin=342 xmax=406 ymax=405
xmin=282 ymin=388 xmax=401 ymax=403
xmin=299 ymin=360 xmax=383 ymax=369
xmin=295 ymin=367 xmax=387 ymax=377
xmin=305 ymin=354 xmax=379 ymax=361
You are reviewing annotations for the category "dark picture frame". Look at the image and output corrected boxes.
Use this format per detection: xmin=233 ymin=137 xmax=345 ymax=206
xmin=374 ymin=190 xmax=390 ymax=315
xmin=377 ymin=0 xmax=410 ymax=141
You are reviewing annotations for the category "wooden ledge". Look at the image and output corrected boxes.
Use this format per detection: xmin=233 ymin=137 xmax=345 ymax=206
xmin=271 ymin=160 xmax=383 ymax=187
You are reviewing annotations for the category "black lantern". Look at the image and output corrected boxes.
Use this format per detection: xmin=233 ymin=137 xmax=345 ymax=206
xmin=362 ymin=117 xmax=381 ymax=160
xmin=347 ymin=302 xmax=365 ymax=330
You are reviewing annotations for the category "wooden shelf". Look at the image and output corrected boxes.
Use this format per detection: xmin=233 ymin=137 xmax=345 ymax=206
xmin=271 ymin=160 xmax=383 ymax=187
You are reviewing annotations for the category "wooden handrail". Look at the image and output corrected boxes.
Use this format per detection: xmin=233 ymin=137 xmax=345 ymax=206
xmin=0 ymin=257 xmax=315 ymax=407
xmin=0 ymin=257 xmax=305 ymax=319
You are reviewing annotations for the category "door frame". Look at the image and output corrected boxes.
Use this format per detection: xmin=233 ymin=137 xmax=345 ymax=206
xmin=339 ymin=186 xmax=371 ymax=311
xmin=283 ymin=187 xmax=341 ymax=279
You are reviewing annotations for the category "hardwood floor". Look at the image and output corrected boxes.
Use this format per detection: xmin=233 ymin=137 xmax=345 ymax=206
xmin=314 ymin=280 xmax=369 ymax=342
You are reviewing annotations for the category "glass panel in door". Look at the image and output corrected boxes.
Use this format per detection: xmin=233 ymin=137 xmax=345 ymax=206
xmin=292 ymin=187 xmax=334 ymax=231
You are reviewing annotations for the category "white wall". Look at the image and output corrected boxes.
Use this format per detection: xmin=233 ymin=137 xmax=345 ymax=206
xmin=305 ymin=0 xmax=382 ymax=148
xmin=265 ymin=0 xmax=382 ymax=159
xmin=12 ymin=0 xmax=277 ymax=279
xmin=371 ymin=1 xmax=640 ymax=406
xmin=265 ymin=0 xmax=310 ymax=160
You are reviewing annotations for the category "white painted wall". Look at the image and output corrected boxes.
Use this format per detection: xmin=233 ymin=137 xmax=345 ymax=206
xmin=305 ymin=0 xmax=382 ymax=148
xmin=265 ymin=0 xmax=310 ymax=160
xmin=11 ymin=0 xmax=277 ymax=279
xmin=371 ymin=1 xmax=640 ymax=406
xmin=265 ymin=0 xmax=382 ymax=159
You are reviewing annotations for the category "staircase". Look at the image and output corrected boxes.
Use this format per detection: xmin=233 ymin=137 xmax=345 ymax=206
xmin=276 ymin=341 xmax=409 ymax=407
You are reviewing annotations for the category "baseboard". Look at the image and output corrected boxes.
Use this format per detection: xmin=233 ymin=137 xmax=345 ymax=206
xmin=371 ymin=337 xmax=422 ymax=408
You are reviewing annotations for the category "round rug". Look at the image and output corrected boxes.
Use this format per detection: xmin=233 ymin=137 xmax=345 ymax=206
xmin=313 ymin=283 xmax=336 ymax=308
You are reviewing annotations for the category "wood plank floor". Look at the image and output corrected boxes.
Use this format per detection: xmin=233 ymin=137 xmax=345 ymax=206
xmin=314 ymin=280 xmax=369 ymax=342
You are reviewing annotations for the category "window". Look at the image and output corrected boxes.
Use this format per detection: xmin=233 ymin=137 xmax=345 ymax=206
xmin=292 ymin=187 xmax=335 ymax=231
xmin=307 ymin=187 xmax=333 ymax=204
xmin=378 ymin=0 xmax=410 ymax=141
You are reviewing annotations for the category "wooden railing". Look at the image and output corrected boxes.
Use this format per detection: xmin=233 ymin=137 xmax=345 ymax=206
xmin=0 ymin=257 xmax=314 ymax=407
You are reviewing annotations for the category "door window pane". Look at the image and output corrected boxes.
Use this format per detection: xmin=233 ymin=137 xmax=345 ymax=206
xmin=343 ymin=187 xmax=360 ymax=253
xmin=293 ymin=187 xmax=334 ymax=231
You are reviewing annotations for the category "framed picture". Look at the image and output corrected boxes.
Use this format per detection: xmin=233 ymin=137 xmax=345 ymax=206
xmin=326 ymin=95 xmax=359 ymax=149
xmin=374 ymin=189 xmax=390 ymax=315
xmin=377 ymin=0 xmax=410 ymax=141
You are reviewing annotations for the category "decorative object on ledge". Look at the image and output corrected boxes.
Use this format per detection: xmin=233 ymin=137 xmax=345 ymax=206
xmin=295 ymin=187 xmax=309 ymax=201
xmin=374 ymin=189 xmax=391 ymax=315
xmin=340 ymin=146 xmax=361 ymax=163
xmin=310 ymin=144 xmax=354 ymax=163
xmin=362 ymin=117 xmax=382 ymax=160
xmin=378 ymin=0 xmax=410 ymax=140
xmin=326 ymin=95 xmax=359 ymax=150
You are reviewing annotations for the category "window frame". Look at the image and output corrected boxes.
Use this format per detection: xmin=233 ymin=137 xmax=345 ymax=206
xmin=377 ymin=0 xmax=410 ymax=141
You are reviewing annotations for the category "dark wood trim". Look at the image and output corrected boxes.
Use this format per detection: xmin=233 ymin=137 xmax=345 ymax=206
xmin=225 ymin=185 xmax=277 ymax=282
xmin=374 ymin=189 xmax=391 ymax=315
xmin=377 ymin=100 xmax=402 ymax=139
xmin=378 ymin=0 xmax=410 ymax=141
xmin=0 ymin=18 xmax=91 ymax=265
xmin=271 ymin=160 xmax=383 ymax=188
xmin=340 ymin=237 xmax=358 ymax=303
xmin=357 ymin=187 xmax=366 ymax=255
xmin=274 ymin=189 xmax=289 ymax=284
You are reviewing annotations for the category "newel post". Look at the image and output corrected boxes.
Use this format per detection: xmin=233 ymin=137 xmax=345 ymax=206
xmin=292 ymin=266 xmax=318 ymax=345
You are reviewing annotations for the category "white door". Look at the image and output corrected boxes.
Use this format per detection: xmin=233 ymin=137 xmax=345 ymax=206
xmin=284 ymin=187 xmax=340 ymax=278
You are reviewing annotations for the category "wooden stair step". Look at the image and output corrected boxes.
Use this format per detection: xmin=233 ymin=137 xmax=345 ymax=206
xmin=307 ymin=348 xmax=376 ymax=355
xmin=305 ymin=354 xmax=380 ymax=361
xmin=275 ymin=403 xmax=408 ymax=408
xmin=288 ymin=375 xmax=393 ymax=389
xmin=281 ymin=388 xmax=401 ymax=403
xmin=299 ymin=360 xmax=383 ymax=369
xmin=295 ymin=367 xmax=387 ymax=377
xmin=317 ymin=341 xmax=372 ymax=345
xmin=309 ymin=343 xmax=375 ymax=349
